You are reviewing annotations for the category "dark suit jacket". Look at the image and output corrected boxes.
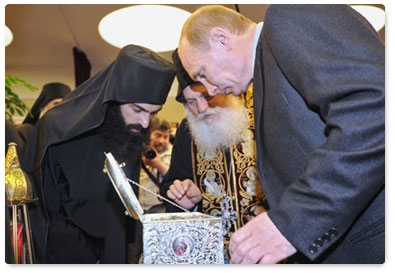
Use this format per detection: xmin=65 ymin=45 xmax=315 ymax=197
xmin=253 ymin=5 xmax=384 ymax=263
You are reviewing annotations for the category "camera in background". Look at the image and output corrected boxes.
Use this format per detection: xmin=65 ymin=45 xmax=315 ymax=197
xmin=143 ymin=145 xmax=157 ymax=159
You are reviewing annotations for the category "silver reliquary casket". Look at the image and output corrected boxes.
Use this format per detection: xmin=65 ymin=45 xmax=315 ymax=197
xmin=104 ymin=152 xmax=224 ymax=264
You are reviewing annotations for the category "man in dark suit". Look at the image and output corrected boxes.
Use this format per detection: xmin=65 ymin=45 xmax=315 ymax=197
xmin=178 ymin=5 xmax=385 ymax=264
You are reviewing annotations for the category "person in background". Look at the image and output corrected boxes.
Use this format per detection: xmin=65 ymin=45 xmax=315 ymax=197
xmin=128 ymin=116 xmax=173 ymax=263
xmin=20 ymin=44 xmax=176 ymax=263
xmin=140 ymin=116 xmax=173 ymax=214
xmin=160 ymin=49 xmax=267 ymax=261
xmin=178 ymin=4 xmax=384 ymax=263
xmin=6 ymin=83 xmax=69 ymax=264
xmin=17 ymin=82 xmax=71 ymax=143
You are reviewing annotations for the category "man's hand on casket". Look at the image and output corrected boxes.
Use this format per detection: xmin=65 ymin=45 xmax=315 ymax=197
xmin=229 ymin=212 xmax=296 ymax=264
xmin=167 ymin=179 xmax=202 ymax=210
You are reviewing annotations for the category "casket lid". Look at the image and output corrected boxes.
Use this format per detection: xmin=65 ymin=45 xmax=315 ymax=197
xmin=104 ymin=152 xmax=144 ymax=220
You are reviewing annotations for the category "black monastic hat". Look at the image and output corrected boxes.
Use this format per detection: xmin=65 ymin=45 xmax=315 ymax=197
xmin=172 ymin=48 xmax=195 ymax=103
xmin=107 ymin=44 xmax=176 ymax=105
xmin=23 ymin=82 xmax=71 ymax=125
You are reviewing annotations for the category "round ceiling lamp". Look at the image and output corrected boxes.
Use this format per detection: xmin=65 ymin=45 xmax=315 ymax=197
xmin=98 ymin=5 xmax=191 ymax=52
xmin=5 ymin=25 xmax=13 ymax=47
xmin=350 ymin=5 xmax=385 ymax=32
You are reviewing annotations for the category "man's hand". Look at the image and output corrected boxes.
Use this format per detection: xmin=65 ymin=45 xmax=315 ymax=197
xmin=229 ymin=212 xmax=297 ymax=264
xmin=166 ymin=179 xmax=202 ymax=210
xmin=143 ymin=155 xmax=169 ymax=176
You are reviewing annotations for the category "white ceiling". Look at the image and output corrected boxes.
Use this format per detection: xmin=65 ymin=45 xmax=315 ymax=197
xmin=4 ymin=3 xmax=386 ymax=121
xmin=4 ymin=4 xmax=273 ymax=74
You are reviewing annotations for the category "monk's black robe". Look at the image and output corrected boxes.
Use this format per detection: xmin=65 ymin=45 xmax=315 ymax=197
xmin=39 ymin=133 xmax=140 ymax=263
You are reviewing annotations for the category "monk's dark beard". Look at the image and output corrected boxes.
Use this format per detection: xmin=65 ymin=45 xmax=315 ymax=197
xmin=97 ymin=102 xmax=150 ymax=163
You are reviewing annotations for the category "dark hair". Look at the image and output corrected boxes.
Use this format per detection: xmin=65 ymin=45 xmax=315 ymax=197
xmin=149 ymin=117 xmax=171 ymax=133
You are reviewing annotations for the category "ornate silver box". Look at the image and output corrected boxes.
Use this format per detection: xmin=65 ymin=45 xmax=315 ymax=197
xmin=104 ymin=152 xmax=224 ymax=264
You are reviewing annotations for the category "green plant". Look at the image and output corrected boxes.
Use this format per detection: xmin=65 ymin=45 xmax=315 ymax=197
xmin=5 ymin=74 xmax=38 ymax=123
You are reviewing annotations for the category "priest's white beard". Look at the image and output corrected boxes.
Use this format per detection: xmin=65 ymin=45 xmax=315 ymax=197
xmin=186 ymin=96 xmax=249 ymax=153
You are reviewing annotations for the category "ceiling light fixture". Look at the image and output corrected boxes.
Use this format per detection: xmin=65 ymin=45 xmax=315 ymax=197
xmin=5 ymin=25 xmax=13 ymax=47
xmin=350 ymin=5 xmax=385 ymax=32
xmin=98 ymin=5 xmax=191 ymax=52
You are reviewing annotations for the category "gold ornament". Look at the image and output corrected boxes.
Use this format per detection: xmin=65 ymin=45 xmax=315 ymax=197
xmin=5 ymin=142 xmax=33 ymax=204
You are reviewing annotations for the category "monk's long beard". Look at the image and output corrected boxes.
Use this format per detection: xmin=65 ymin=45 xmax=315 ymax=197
xmin=186 ymin=97 xmax=249 ymax=154
xmin=98 ymin=103 xmax=150 ymax=162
